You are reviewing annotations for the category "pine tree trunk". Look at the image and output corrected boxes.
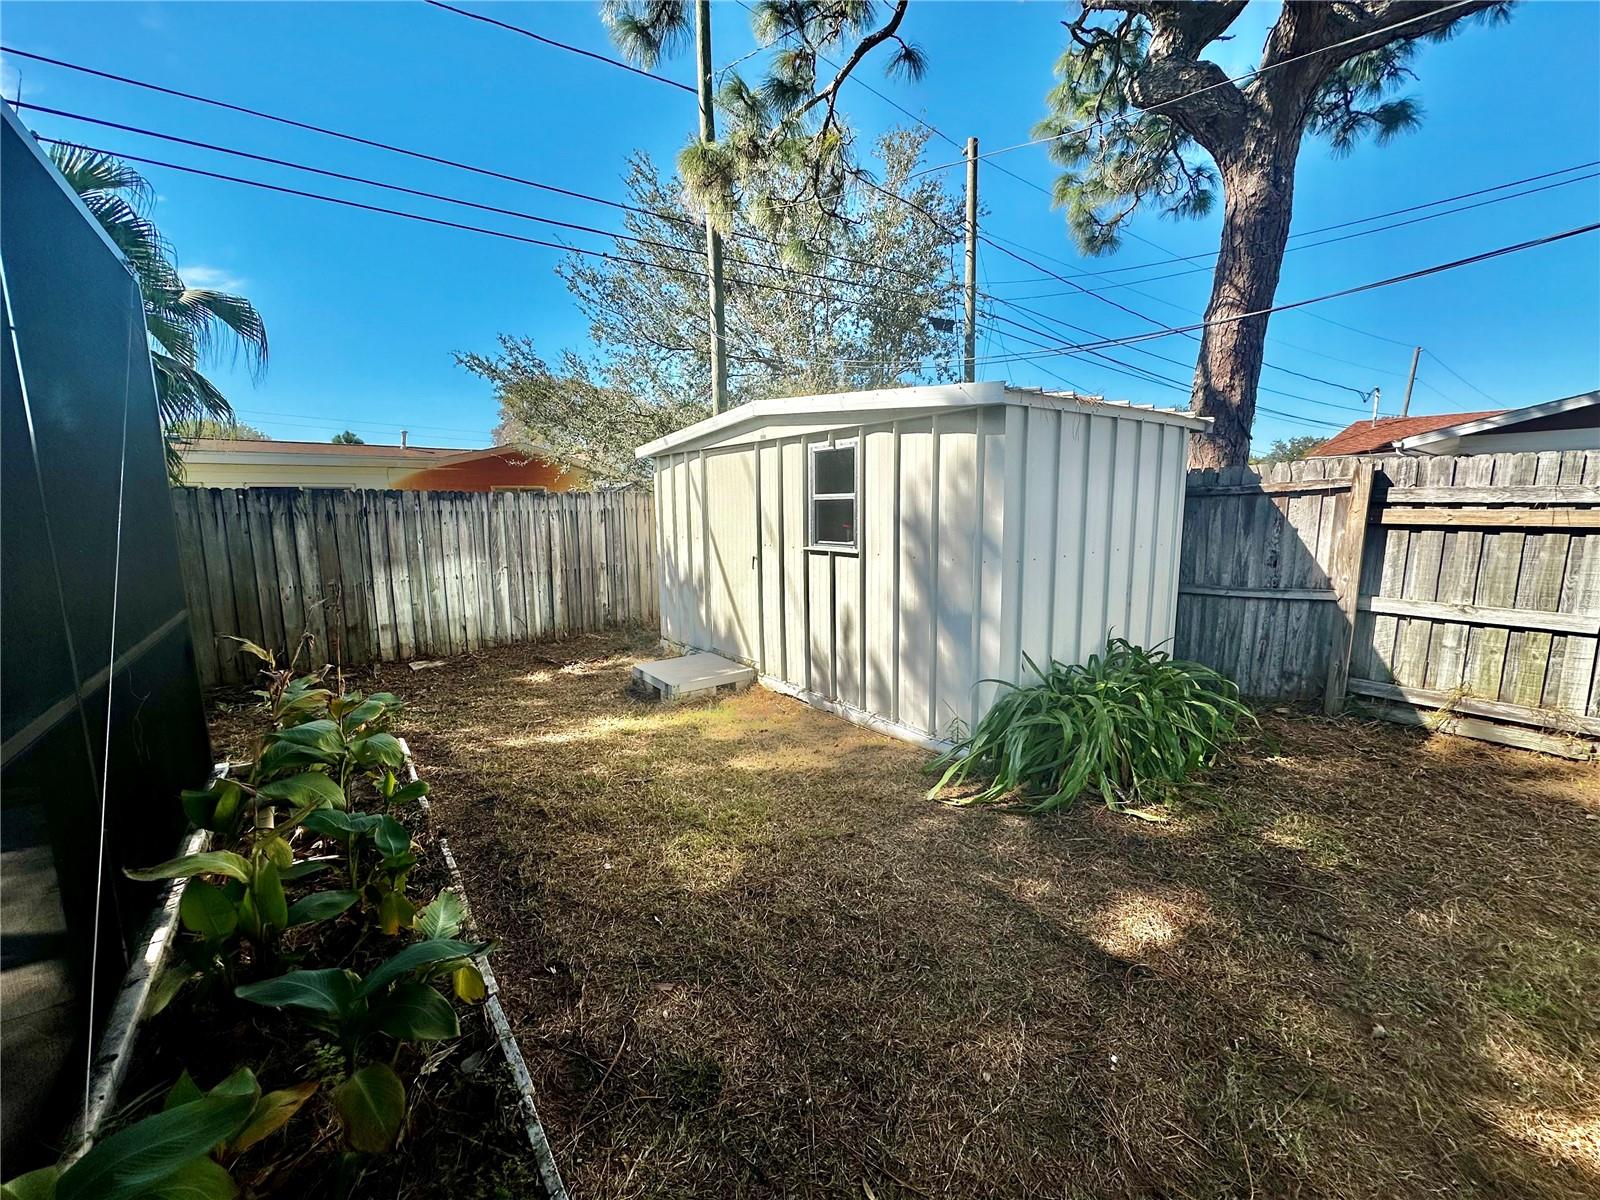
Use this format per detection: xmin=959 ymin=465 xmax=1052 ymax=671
xmin=1188 ymin=136 xmax=1301 ymax=468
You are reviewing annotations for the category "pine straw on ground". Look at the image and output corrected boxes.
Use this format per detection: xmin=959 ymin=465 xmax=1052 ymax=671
xmin=359 ymin=632 xmax=1598 ymax=1200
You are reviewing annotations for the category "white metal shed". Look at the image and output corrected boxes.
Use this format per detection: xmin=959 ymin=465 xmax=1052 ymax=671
xmin=636 ymin=381 xmax=1209 ymax=746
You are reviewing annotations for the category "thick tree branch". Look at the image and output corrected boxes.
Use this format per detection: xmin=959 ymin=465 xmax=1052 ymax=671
xmin=1137 ymin=0 xmax=1248 ymax=55
xmin=1127 ymin=58 xmax=1248 ymax=156
xmin=1251 ymin=1 xmax=1504 ymax=114
xmin=1103 ymin=1 xmax=1251 ymax=158
xmin=782 ymin=0 xmax=912 ymax=130
xmin=1309 ymin=0 xmax=1506 ymax=60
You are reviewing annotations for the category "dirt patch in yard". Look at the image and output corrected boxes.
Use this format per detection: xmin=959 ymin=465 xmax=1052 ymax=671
xmin=361 ymin=633 xmax=1598 ymax=1199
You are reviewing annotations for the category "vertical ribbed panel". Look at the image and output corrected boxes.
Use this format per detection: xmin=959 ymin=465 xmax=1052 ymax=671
xmin=654 ymin=397 xmax=1193 ymax=739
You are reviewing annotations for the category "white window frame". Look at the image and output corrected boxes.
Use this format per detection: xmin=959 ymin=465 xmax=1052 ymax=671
xmin=807 ymin=437 xmax=859 ymax=552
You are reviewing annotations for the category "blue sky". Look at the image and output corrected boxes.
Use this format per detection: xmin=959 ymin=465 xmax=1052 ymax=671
xmin=4 ymin=0 xmax=1597 ymax=452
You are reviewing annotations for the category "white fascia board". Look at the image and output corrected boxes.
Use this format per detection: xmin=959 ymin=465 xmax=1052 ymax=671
xmin=1009 ymin=388 xmax=1213 ymax=432
xmin=1394 ymin=390 xmax=1598 ymax=452
xmin=635 ymin=381 xmax=1008 ymax=459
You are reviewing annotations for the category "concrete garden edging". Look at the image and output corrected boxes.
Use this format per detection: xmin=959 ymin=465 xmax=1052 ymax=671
xmin=68 ymin=765 xmax=225 ymax=1161
xmin=398 ymin=738 xmax=569 ymax=1200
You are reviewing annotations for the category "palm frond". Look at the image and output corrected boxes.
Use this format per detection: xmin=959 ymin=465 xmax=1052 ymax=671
xmin=48 ymin=143 xmax=154 ymax=208
xmin=50 ymin=142 xmax=266 ymax=481
xmin=158 ymin=287 xmax=270 ymax=376
xmin=152 ymin=351 xmax=235 ymax=427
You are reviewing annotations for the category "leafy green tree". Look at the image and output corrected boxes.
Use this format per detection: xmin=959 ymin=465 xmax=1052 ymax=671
xmin=603 ymin=0 xmax=925 ymax=245
xmin=1032 ymin=0 xmax=1510 ymax=466
xmin=168 ymin=417 xmax=271 ymax=441
xmin=331 ymin=430 xmax=365 ymax=445
xmin=1251 ymin=434 xmax=1324 ymax=465
xmin=459 ymin=130 xmax=962 ymax=484
xmin=611 ymin=3 xmax=1511 ymax=468
xmin=49 ymin=144 xmax=269 ymax=478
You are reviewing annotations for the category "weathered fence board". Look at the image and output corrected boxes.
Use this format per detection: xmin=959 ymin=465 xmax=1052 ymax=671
xmin=1177 ymin=449 xmax=1600 ymax=750
xmin=174 ymin=487 xmax=657 ymax=686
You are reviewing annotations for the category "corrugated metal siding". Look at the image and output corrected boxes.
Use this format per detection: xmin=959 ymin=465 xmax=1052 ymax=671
xmin=1002 ymin=406 xmax=1189 ymax=681
xmin=654 ymin=399 xmax=1191 ymax=740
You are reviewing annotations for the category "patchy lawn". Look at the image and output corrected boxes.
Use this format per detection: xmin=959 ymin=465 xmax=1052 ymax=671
xmin=351 ymin=633 xmax=1595 ymax=1199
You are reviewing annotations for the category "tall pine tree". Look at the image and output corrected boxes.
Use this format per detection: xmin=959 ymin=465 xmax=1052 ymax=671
xmin=1033 ymin=1 xmax=1511 ymax=466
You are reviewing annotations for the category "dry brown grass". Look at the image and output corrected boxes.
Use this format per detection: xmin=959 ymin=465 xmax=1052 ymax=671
xmin=355 ymin=633 xmax=1598 ymax=1199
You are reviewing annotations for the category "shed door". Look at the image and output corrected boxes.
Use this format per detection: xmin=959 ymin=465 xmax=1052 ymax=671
xmin=703 ymin=449 xmax=759 ymax=664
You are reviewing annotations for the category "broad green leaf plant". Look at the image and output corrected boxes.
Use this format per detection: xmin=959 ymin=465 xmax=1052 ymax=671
xmin=1 ymin=1068 xmax=315 ymax=1200
xmin=3 ymin=644 xmax=497 ymax=1197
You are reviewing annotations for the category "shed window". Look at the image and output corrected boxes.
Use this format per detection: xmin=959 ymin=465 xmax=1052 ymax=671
xmin=809 ymin=440 xmax=857 ymax=549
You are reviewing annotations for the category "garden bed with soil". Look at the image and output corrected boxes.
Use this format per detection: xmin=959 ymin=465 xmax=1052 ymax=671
xmin=112 ymin=779 xmax=542 ymax=1200
xmin=376 ymin=632 xmax=1598 ymax=1200
xmin=13 ymin=671 xmax=551 ymax=1200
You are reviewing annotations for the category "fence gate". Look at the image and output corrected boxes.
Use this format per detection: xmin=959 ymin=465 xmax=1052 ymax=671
xmin=1176 ymin=450 xmax=1600 ymax=757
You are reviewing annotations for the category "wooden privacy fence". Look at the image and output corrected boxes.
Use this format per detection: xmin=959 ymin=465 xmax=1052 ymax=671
xmin=172 ymin=488 xmax=658 ymax=687
xmin=1175 ymin=449 xmax=1600 ymax=756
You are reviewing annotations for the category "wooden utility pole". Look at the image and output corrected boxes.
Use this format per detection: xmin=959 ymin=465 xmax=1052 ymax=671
xmin=694 ymin=0 xmax=728 ymax=413
xmin=962 ymin=136 xmax=978 ymax=383
xmin=1401 ymin=345 xmax=1421 ymax=417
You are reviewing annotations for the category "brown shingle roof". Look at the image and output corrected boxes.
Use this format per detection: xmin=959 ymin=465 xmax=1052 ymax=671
xmin=1306 ymin=410 xmax=1505 ymax=457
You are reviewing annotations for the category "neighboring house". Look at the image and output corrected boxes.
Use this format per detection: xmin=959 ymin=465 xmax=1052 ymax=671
xmin=177 ymin=437 xmax=587 ymax=491
xmin=636 ymin=381 xmax=1208 ymax=748
xmin=1307 ymin=390 xmax=1598 ymax=457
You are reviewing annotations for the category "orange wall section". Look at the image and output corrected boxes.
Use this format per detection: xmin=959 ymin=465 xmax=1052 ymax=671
xmin=396 ymin=452 xmax=587 ymax=493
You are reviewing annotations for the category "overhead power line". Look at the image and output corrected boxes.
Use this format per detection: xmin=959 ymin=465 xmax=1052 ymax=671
xmin=1424 ymin=349 xmax=1502 ymax=406
xmin=41 ymin=132 xmax=1580 ymax=414
xmin=856 ymin=215 xmax=1592 ymax=402
xmin=912 ymin=0 xmax=1479 ymax=175
xmin=9 ymin=37 xmax=1381 ymax=405
xmin=19 ymin=102 xmax=966 ymax=300
xmin=987 ymin=325 xmax=1345 ymax=431
xmin=997 ymin=293 xmax=1371 ymax=402
xmin=864 ymin=0 xmax=1534 ymax=371
xmin=1001 ymin=169 xmax=1600 ymax=299
xmin=847 ymin=166 xmax=1380 ymax=402
xmin=404 ymin=0 xmax=1458 ymax=393
xmin=986 ymin=302 xmax=1370 ymax=414
xmin=1009 ymin=160 xmax=1600 ymax=284
xmin=1305 ymin=310 xmax=1417 ymax=348
xmin=965 ymin=222 xmax=1600 ymax=369
xmin=5 ymin=56 xmax=978 ymax=285
xmin=719 ymin=0 xmax=1286 ymax=372
xmin=422 ymin=1 xmax=696 ymax=93
xmin=33 ymin=138 xmax=856 ymax=304
xmin=0 ymin=45 xmax=677 ymax=222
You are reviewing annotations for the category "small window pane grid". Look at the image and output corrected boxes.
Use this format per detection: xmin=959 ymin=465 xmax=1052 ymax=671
xmin=809 ymin=440 xmax=858 ymax=550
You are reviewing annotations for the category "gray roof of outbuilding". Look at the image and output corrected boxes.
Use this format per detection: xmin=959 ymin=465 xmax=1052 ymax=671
xmin=635 ymin=381 xmax=1208 ymax=459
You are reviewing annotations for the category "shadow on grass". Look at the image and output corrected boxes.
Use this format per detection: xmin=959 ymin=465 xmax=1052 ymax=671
xmin=372 ymin=632 xmax=1599 ymax=1200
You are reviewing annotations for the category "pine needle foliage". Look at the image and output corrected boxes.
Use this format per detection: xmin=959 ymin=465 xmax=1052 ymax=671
xmin=927 ymin=640 xmax=1253 ymax=814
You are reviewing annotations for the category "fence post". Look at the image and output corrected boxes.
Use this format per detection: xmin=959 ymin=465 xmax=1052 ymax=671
xmin=1323 ymin=461 xmax=1376 ymax=715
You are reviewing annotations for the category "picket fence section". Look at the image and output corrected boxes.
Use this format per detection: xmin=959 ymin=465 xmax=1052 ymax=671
xmin=172 ymin=487 xmax=657 ymax=686
xmin=1175 ymin=449 xmax=1600 ymax=756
